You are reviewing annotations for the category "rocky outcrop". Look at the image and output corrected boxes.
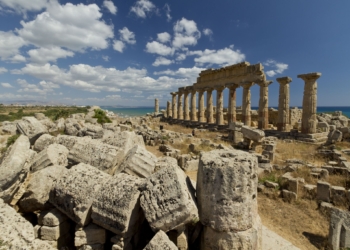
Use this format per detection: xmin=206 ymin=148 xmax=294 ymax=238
xmin=34 ymin=134 xmax=57 ymax=152
xmin=49 ymin=163 xmax=111 ymax=226
xmin=16 ymin=116 xmax=48 ymax=144
xmin=1 ymin=121 xmax=18 ymax=135
xmin=29 ymin=144 xmax=69 ymax=172
xmin=140 ymin=166 xmax=198 ymax=232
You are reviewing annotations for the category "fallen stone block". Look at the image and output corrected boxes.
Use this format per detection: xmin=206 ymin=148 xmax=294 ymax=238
xmin=64 ymin=118 xmax=83 ymax=136
xmin=331 ymin=186 xmax=347 ymax=206
xmin=303 ymin=184 xmax=317 ymax=199
xmin=78 ymin=244 xmax=104 ymax=250
xmin=143 ymin=230 xmax=177 ymax=250
xmin=68 ymin=137 xmax=122 ymax=174
xmin=0 ymin=135 xmax=34 ymax=203
xmin=265 ymin=181 xmax=279 ymax=189
xmin=288 ymin=178 xmax=298 ymax=194
xmin=92 ymin=173 xmax=144 ymax=236
xmin=154 ymin=156 xmax=178 ymax=172
xmin=140 ymin=166 xmax=198 ymax=232
xmin=40 ymin=221 xmax=70 ymax=241
xmin=241 ymin=125 xmax=265 ymax=142
xmin=197 ymin=149 xmax=258 ymax=232
xmin=183 ymin=159 xmax=199 ymax=172
xmin=19 ymin=165 xmax=66 ymax=213
xmin=38 ymin=208 xmax=68 ymax=227
xmin=33 ymin=134 xmax=57 ymax=152
xmin=117 ymin=145 xmax=157 ymax=178
xmin=17 ymin=116 xmax=48 ymax=144
xmin=282 ymin=190 xmax=297 ymax=202
xmin=111 ymin=235 xmax=132 ymax=250
xmin=78 ymin=124 xmax=104 ymax=139
xmin=44 ymin=232 xmax=72 ymax=249
xmin=75 ymin=223 xmax=106 ymax=247
xmin=56 ymin=134 xmax=80 ymax=150
xmin=317 ymin=181 xmax=330 ymax=202
xmin=29 ymin=144 xmax=69 ymax=172
xmin=328 ymin=207 xmax=350 ymax=250
xmin=49 ymin=163 xmax=112 ymax=226
xmin=1 ymin=121 xmax=18 ymax=135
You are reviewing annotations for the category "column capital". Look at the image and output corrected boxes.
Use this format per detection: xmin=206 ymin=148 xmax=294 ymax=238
xmin=239 ymin=81 xmax=255 ymax=89
xmin=276 ymin=76 xmax=292 ymax=85
xmin=256 ymin=80 xmax=273 ymax=87
xmin=171 ymin=92 xmax=178 ymax=96
xmin=297 ymin=72 xmax=321 ymax=81
xmin=214 ymin=86 xmax=225 ymax=91
xmin=225 ymin=83 xmax=239 ymax=89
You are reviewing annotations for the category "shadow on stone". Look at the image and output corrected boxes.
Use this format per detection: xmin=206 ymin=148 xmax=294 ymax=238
xmin=302 ymin=231 xmax=327 ymax=249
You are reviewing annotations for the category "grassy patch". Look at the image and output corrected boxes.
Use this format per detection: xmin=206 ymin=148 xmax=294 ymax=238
xmin=93 ymin=109 xmax=112 ymax=124
xmin=6 ymin=134 xmax=20 ymax=148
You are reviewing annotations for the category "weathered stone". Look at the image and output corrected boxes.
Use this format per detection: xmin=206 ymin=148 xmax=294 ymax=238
xmin=282 ymin=190 xmax=297 ymax=202
xmin=78 ymin=244 xmax=104 ymax=250
xmin=241 ymin=126 xmax=265 ymax=142
xmin=65 ymin=118 xmax=83 ymax=136
xmin=155 ymin=157 xmax=178 ymax=172
xmin=40 ymin=221 xmax=70 ymax=241
xmin=331 ymin=186 xmax=347 ymax=206
xmin=38 ymin=208 xmax=68 ymax=226
xmin=303 ymin=184 xmax=317 ymax=199
xmin=288 ymin=179 xmax=298 ymax=194
xmin=183 ymin=159 xmax=199 ymax=172
xmin=33 ymin=134 xmax=57 ymax=152
xmin=29 ymin=143 xmax=69 ymax=172
xmin=261 ymin=225 xmax=300 ymax=250
xmin=317 ymin=181 xmax=330 ymax=202
xmin=56 ymin=134 xmax=80 ymax=150
xmin=92 ymin=173 xmax=143 ymax=236
xmin=75 ymin=223 xmax=106 ymax=247
xmin=328 ymin=208 xmax=350 ymax=250
xmin=140 ymin=166 xmax=198 ymax=232
xmin=49 ymin=163 xmax=111 ymax=226
xmin=16 ymin=116 xmax=48 ymax=144
xmin=1 ymin=121 xmax=18 ymax=135
xmin=40 ymin=118 xmax=56 ymax=131
xmin=103 ymin=131 xmax=145 ymax=156
xmin=19 ymin=165 xmax=66 ymax=213
xmin=265 ymin=181 xmax=279 ymax=189
xmin=143 ymin=230 xmax=177 ymax=250
xmin=197 ymin=149 xmax=258 ymax=232
xmin=0 ymin=135 xmax=34 ymax=203
xmin=79 ymin=124 xmax=104 ymax=139
xmin=68 ymin=137 xmax=122 ymax=174
xmin=0 ymin=198 xmax=54 ymax=249
xmin=117 ymin=145 xmax=157 ymax=178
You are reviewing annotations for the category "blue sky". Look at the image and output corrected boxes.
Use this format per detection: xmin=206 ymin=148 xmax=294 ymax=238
xmin=0 ymin=0 xmax=349 ymax=107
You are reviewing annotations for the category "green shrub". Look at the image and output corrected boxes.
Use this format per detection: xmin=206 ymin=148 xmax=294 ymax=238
xmin=6 ymin=134 xmax=20 ymax=148
xmin=93 ymin=109 xmax=111 ymax=124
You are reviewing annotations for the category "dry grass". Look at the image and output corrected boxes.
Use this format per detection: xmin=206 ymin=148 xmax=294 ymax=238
xmin=145 ymin=145 xmax=164 ymax=158
xmin=274 ymin=141 xmax=326 ymax=166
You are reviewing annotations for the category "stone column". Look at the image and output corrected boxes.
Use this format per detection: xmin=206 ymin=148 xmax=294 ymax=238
xmin=154 ymin=98 xmax=159 ymax=113
xmin=227 ymin=83 xmax=239 ymax=126
xmin=216 ymin=86 xmax=225 ymax=125
xmin=240 ymin=82 xmax=255 ymax=126
xmin=166 ymin=101 xmax=171 ymax=117
xmin=257 ymin=80 xmax=272 ymax=130
xmin=298 ymin=72 xmax=321 ymax=134
xmin=276 ymin=77 xmax=292 ymax=131
xmin=198 ymin=90 xmax=205 ymax=123
xmin=171 ymin=92 xmax=178 ymax=119
xmin=184 ymin=91 xmax=190 ymax=121
xmin=191 ymin=90 xmax=197 ymax=121
xmin=177 ymin=91 xmax=183 ymax=120
xmin=206 ymin=88 xmax=214 ymax=124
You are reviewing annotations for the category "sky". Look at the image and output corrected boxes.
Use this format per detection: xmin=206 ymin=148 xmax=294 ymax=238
xmin=0 ymin=0 xmax=349 ymax=107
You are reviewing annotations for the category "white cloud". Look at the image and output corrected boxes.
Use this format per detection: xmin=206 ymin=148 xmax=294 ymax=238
xmin=10 ymin=54 xmax=27 ymax=63
xmin=119 ymin=27 xmax=136 ymax=44
xmin=103 ymin=0 xmax=117 ymax=15
xmin=203 ymin=28 xmax=213 ymax=36
xmin=28 ymin=46 xmax=74 ymax=63
xmin=102 ymin=56 xmax=109 ymax=62
xmin=164 ymin=4 xmax=171 ymax=22
xmin=0 ymin=67 xmax=8 ymax=74
xmin=172 ymin=18 xmax=201 ymax=49
xmin=17 ymin=2 xmax=114 ymax=52
xmin=264 ymin=60 xmax=288 ymax=77
xmin=154 ymin=66 xmax=205 ymax=81
xmin=16 ymin=78 xmax=56 ymax=94
xmin=113 ymin=40 xmax=125 ymax=53
xmin=190 ymin=46 xmax=245 ymax=66
xmin=0 ymin=0 xmax=50 ymax=14
xmin=145 ymin=41 xmax=174 ymax=56
xmin=0 ymin=31 xmax=26 ymax=61
xmin=130 ymin=0 xmax=156 ymax=18
xmin=152 ymin=57 xmax=174 ymax=67
xmin=106 ymin=95 xmax=121 ymax=99
xmin=157 ymin=32 xmax=171 ymax=43
xmin=1 ymin=83 xmax=13 ymax=88
xmin=176 ymin=53 xmax=186 ymax=61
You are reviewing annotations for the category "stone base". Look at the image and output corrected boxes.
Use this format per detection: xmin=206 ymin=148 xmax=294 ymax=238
xmin=264 ymin=130 xmax=328 ymax=143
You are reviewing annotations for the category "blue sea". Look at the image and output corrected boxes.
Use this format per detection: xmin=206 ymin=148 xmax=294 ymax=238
xmin=101 ymin=106 xmax=350 ymax=118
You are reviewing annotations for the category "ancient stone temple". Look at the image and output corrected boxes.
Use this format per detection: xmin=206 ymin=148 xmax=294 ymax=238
xmin=165 ymin=61 xmax=321 ymax=135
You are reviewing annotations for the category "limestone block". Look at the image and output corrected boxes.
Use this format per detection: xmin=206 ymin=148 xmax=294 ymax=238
xmin=55 ymin=118 xmax=65 ymax=131
xmin=17 ymin=116 xmax=48 ymax=144
xmin=117 ymin=145 xmax=157 ymax=178
xmin=38 ymin=208 xmax=68 ymax=226
xmin=140 ymin=166 xmax=198 ymax=232
xmin=0 ymin=199 xmax=55 ymax=249
xmin=56 ymin=134 xmax=80 ymax=150
xmin=111 ymin=235 xmax=132 ymax=250
xmin=64 ymin=118 xmax=82 ymax=136
xmin=49 ymin=163 xmax=112 ymax=226
xmin=178 ymin=154 xmax=191 ymax=168
xmin=197 ymin=149 xmax=258 ymax=232
xmin=33 ymin=134 xmax=57 ymax=152
xmin=303 ymin=184 xmax=317 ymax=199
xmin=75 ymin=223 xmax=106 ymax=247
xmin=91 ymin=173 xmax=144 ymax=236
xmin=78 ymin=244 xmax=104 ymax=250
xmin=40 ymin=118 xmax=56 ymax=131
xmin=102 ymin=131 xmax=145 ymax=157
xmin=1 ymin=121 xmax=18 ymax=135
xmin=261 ymin=225 xmax=300 ymax=250
xmin=34 ymin=113 xmax=46 ymax=120
xmin=331 ymin=186 xmax=347 ymax=206
xmin=241 ymin=126 xmax=265 ymax=142
xmin=19 ymin=165 xmax=66 ymax=212
xmin=29 ymin=143 xmax=69 ymax=172
xmin=328 ymin=207 xmax=350 ymax=250
xmin=288 ymin=179 xmax=298 ymax=194
xmin=70 ymin=113 xmax=86 ymax=120
xmin=183 ymin=159 xmax=199 ymax=172
xmin=68 ymin=137 xmax=122 ymax=174
xmin=44 ymin=233 xmax=72 ymax=249
xmin=265 ymin=181 xmax=279 ymax=189
xmin=201 ymin=220 xmax=261 ymax=250
xmin=317 ymin=181 xmax=330 ymax=202
xmin=282 ymin=190 xmax=297 ymax=202
xmin=40 ymin=221 xmax=70 ymax=241
xmin=155 ymin=157 xmax=178 ymax=172
xmin=327 ymin=129 xmax=343 ymax=144
xmin=0 ymin=135 xmax=33 ymax=203
xmin=119 ymin=124 xmax=132 ymax=132
xmin=143 ymin=230 xmax=177 ymax=250
xmin=79 ymin=124 xmax=104 ymax=139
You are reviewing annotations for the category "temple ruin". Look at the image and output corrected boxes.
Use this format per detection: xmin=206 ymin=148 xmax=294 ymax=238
xmin=164 ymin=61 xmax=323 ymax=141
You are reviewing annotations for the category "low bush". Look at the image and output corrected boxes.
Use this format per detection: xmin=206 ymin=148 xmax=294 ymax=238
xmin=93 ymin=109 xmax=112 ymax=124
